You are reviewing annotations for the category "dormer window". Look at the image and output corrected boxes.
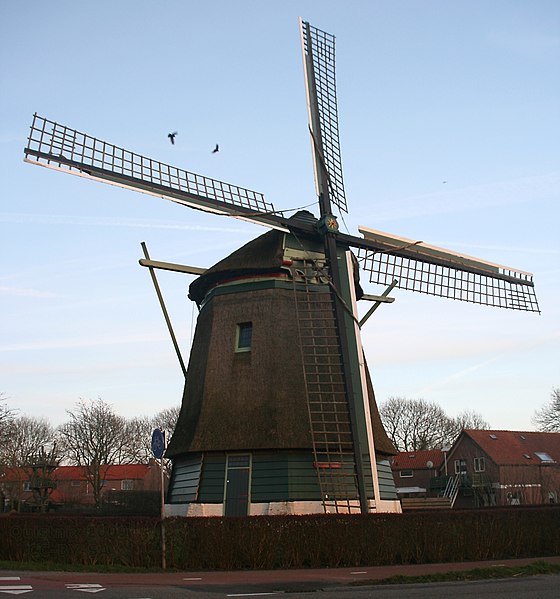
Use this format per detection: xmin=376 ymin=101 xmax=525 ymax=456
xmin=235 ymin=322 xmax=252 ymax=352
xmin=535 ymin=452 xmax=555 ymax=463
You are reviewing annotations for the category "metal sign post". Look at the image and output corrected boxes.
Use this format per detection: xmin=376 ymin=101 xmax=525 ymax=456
xmin=151 ymin=428 xmax=167 ymax=569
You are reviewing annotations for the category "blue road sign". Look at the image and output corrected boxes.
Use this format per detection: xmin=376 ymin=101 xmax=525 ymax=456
xmin=151 ymin=428 xmax=166 ymax=459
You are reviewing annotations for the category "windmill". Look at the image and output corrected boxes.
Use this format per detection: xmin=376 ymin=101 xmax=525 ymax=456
xmin=23 ymin=19 xmax=539 ymax=516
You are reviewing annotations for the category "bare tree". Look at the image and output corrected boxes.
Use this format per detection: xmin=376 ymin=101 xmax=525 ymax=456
xmin=0 ymin=415 xmax=56 ymax=468
xmin=57 ymin=398 xmax=130 ymax=507
xmin=118 ymin=406 xmax=180 ymax=465
xmin=447 ymin=410 xmax=490 ymax=443
xmin=152 ymin=405 xmax=180 ymax=441
xmin=121 ymin=416 xmax=153 ymax=464
xmin=0 ymin=394 xmax=17 ymax=458
xmin=380 ymin=397 xmax=453 ymax=451
xmin=26 ymin=444 xmax=61 ymax=513
xmin=379 ymin=398 xmax=490 ymax=451
xmin=152 ymin=405 xmax=180 ymax=476
xmin=533 ymin=387 xmax=560 ymax=432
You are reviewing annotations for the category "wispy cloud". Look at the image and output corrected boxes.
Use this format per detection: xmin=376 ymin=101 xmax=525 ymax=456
xmin=0 ymin=212 xmax=250 ymax=233
xmin=0 ymin=286 xmax=59 ymax=298
xmin=364 ymin=172 xmax=559 ymax=224
xmin=416 ymin=356 xmax=500 ymax=396
xmin=0 ymin=331 xmax=168 ymax=353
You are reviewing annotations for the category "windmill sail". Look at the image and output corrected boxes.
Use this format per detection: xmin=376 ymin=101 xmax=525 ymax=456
xmin=300 ymin=19 xmax=347 ymax=214
xmin=356 ymin=226 xmax=539 ymax=312
xmin=23 ymin=113 xmax=283 ymax=231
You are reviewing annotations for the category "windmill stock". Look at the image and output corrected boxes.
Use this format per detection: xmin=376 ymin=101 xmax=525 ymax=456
xmin=23 ymin=18 xmax=539 ymax=516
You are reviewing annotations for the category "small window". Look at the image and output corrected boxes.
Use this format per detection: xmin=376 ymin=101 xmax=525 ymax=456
xmin=474 ymin=457 xmax=485 ymax=472
xmin=227 ymin=454 xmax=251 ymax=469
xmin=489 ymin=434 xmax=497 ymax=440
xmin=23 ymin=481 xmax=31 ymax=492
xmin=235 ymin=322 xmax=252 ymax=352
xmin=71 ymin=480 xmax=81 ymax=487
xmin=121 ymin=479 xmax=134 ymax=491
xmin=535 ymin=452 xmax=555 ymax=463
xmin=454 ymin=459 xmax=467 ymax=474
xmin=399 ymin=469 xmax=413 ymax=478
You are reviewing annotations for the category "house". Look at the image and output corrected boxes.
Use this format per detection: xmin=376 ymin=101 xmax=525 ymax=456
xmin=445 ymin=429 xmax=560 ymax=507
xmin=390 ymin=449 xmax=445 ymax=497
xmin=1 ymin=461 xmax=165 ymax=511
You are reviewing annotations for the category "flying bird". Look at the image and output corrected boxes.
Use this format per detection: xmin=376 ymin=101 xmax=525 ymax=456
xmin=212 ymin=144 xmax=219 ymax=153
xmin=168 ymin=132 xmax=178 ymax=145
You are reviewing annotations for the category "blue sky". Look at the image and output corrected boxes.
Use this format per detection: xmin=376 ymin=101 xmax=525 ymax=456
xmin=1 ymin=0 xmax=558 ymax=430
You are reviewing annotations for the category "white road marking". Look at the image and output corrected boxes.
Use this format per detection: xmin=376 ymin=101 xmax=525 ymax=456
xmin=226 ymin=594 xmax=278 ymax=597
xmin=0 ymin=586 xmax=33 ymax=595
xmin=66 ymin=583 xmax=106 ymax=593
xmin=183 ymin=577 xmax=202 ymax=580
xmin=0 ymin=579 xmax=20 ymax=582
xmin=351 ymin=571 xmax=368 ymax=574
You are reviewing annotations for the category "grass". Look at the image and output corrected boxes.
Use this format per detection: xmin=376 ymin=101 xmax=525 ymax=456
xmin=353 ymin=560 xmax=560 ymax=586
xmin=0 ymin=559 xmax=558 ymax=584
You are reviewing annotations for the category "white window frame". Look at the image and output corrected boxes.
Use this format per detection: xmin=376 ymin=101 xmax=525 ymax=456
xmin=235 ymin=322 xmax=252 ymax=352
xmin=399 ymin=469 xmax=413 ymax=478
xmin=474 ymin=457 xmax=485 ymax=472
xmin=121 ymin=479 xmax=134 ymax=491
xmin=454 ymin=459 xmax=467 ymax=474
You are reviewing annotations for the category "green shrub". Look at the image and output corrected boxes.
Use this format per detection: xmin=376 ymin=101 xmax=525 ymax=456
xmin=0 ymin=506 xmax=558 ymax=570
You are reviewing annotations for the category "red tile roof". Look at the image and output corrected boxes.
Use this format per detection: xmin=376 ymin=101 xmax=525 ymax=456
xmin=53 ymin=464 xmax=152 ymax=481
xmin=391 ymin=449 xmax=445 ymax=470
xmin=463 ymin=430 xmax=560 ymax=466
xmin=0 ymin=467 xmax=32 ymax=482
xmin=1 ymin=464 xmax=154 ymax=483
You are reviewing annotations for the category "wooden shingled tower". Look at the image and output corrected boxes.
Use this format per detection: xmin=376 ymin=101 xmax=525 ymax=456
xmin=24 ymin=19 xmax=539 ymax=516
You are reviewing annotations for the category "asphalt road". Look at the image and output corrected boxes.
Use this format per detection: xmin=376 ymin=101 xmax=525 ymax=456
xmin=1 ymin=574 xmax=559 ymax=598
xmin=1 ymin=557 xmax=559 ymax=598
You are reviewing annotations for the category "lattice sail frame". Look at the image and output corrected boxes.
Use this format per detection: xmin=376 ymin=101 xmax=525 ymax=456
xmin=356 ymin=227 xmax=539 ymax=312
xmin=300 ymin=20 xmax=347 ymax=214
xmin=24 ymin=113 xmax=274 ymax=219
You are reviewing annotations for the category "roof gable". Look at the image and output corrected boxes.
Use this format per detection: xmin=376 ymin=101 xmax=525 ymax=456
xmin=461 ymin=430 xmax=560 ymax=466
xmin=391 ymin=449 xmax=445 ymax=470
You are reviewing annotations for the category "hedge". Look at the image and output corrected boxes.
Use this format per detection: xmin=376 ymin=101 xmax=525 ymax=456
xmin=0 ymin=506 xmax=558 ymax=570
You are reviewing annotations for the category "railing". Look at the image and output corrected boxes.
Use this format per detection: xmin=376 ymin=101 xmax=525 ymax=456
xmin=441 ymin=475 xmax=462 ymax=507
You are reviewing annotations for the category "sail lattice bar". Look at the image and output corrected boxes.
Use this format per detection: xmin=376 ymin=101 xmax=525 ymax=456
xmin=301 ymin=20 xmax=347 ymax=214
xmin=24 ymin=114 xmax=279 ymax=227
xmin=357 ymin=226 xmax=540 ymax=313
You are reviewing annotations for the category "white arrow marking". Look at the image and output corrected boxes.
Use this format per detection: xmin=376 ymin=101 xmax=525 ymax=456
xmin=65 ymin=584 xmax=105 ymax=593
xmin=226 ymin=594 xmax=278 ymax=597
xmin=0 ymin=586 xmax=33 ymax=595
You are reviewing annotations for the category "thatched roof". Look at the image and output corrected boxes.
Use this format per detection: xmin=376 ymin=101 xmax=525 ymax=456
xmin=166 ymin=213 xmax=395 ymax=459
xmin=188 ymin=228 xmax=286 ymax=305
